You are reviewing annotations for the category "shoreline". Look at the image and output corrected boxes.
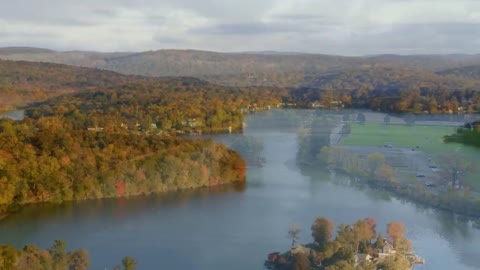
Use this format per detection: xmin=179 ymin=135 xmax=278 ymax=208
xmin=0 ymin=179 xmax=245 ymax=222
xmin=307 ymin=165 xmax=480 ymax=219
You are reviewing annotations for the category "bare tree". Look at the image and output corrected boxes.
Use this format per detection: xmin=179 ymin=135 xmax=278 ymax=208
xmin=288 ymin=224 xmax=301 ymax=247
xmin=439 ymin=154 xmax=477 ymax=186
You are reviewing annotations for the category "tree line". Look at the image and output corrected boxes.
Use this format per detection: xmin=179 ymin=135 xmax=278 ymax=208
xmin=444 ymin=120 xmax=480 ymax=148
xmin=0 ymin=240 xmax=136 ymax=270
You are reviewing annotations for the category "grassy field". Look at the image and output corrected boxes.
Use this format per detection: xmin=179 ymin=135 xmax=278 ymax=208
xmin=342 ymin=123 xmax=478 ymax=154
xmin=342 ymin=123 xmax=480 ymax=190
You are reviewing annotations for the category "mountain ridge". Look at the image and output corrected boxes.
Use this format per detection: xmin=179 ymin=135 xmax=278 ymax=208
xmin=3 ymin=47 xmax=480 ymax=87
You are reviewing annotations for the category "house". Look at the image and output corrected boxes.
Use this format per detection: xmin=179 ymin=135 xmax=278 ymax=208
xmin=310 ymin=102 xmax=325 ymax=108
xmin=264 ymin=252 xmax=281 ymax=269
xmin=354 ymin=253 xmax=373 ymax=265
xmin=378 ymin=240 xmax=396 ymax=260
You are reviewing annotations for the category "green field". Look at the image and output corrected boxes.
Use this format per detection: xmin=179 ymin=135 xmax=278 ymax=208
xmin=342 ymin=123 xmax=480 ymax=190
xmin=342 ymin=123 xmax=478 ymax=154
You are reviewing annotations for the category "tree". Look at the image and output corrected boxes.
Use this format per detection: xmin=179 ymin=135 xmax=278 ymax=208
xmin=288 ymin=224 xmax=301 ymax=247
xmin=290 ymin=252 xmax=310 ymax=270
xmin=48 ymin=240 xmax=67 ymax=270
xmin=367 ymin=153 xmax=386 ymax=176
xmin=0 ymin=245 xmax=17 ymax=270
xmin=374 ymin=233 xmax=385 ymax=249
xmin=383 ymin=115 xmax=390 ymax=125
xmin=352 ymin=219 xmax=376 ymax=252
xmin=356 ymin=113 xmax=366 ymax=124
xmin=387 ymin=222 xmax=405 ymax=244
xmin=311 ymin=217 xmax=334 ymax=246
xmin=19 ymin=244 xmax=52 ymax=270
xmin=375 ymin=165 xmax=394 ymax=182
xmin=403 ymin=114 xmax=415 ymax=126
xmin=379 ymin=253 xmax=411 ymax=270
xmin=67 ymin=249 xmax=90 ymax=270
xmin=439 ymin=154 xmax=477 ymax=186
xmin=122 ymin=256 xmax=137 ymax=270
xmin=325 ymin=260 xmax=354 ymax=270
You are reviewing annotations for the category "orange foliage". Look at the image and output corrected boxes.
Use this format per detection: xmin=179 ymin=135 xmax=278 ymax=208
xmin=387 ymin=221 xmax=406 ymax=241
xmin=115 ymin=180 xmax=126 ymax=196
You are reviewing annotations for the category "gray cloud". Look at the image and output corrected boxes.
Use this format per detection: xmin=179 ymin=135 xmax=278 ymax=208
xmin=153 ymin=36 xmax=189 ymax=45
xmin=193 ymin=22 xmax=294 ymax=35
xmin=0 ymin=0 xmax=479 ymax=55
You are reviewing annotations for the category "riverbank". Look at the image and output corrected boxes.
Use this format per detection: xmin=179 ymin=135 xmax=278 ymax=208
xmin=0 ymin=179 xmax=246 ymax=222
xmin=316 ymin=165 xmax=480 ymax=219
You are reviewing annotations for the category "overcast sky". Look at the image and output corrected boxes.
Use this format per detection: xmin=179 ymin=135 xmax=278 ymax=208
xmin=1 ymin=0 xmax=480 ymax=55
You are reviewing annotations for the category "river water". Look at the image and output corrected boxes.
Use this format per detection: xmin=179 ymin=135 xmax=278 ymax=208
xmin=0 ymin=110 xmax=479 ymax=269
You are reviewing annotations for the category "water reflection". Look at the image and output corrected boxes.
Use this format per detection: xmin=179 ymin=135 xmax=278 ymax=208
xmin=1 ymin=109 xmax=480 ymax=270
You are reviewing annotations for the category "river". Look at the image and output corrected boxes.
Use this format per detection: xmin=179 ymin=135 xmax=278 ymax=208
xmin=0 ymin=110 xmax=479 ymax=269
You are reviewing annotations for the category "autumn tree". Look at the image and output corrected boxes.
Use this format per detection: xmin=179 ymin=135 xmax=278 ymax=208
xmin=67 ymin=249 xmax=90 ymax=270
xmin=48 ymin=240 xmax=68 ymax=270
xmin=379 ymin=253 xmax=411 ymax=270
xmin=0 ymin=245 xmax=17 ymax=270
xmin=311 ymin=217 xmax=334 ymax=247
xmin=122 ymin=256 xmax=137 ymax=270
xmin=290 ymin=252 xmax=310 ymax=270
xmin=367 ymin=153 xmax=386 ymax=176
xmin=387 ymin=222 xmax=406 ymax=249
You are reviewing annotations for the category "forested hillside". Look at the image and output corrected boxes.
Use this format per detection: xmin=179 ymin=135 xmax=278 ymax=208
xmin=3 ymin=59 xmax=480 ymax=117
xmin=0 ymin=59 xmax=151 ymax=112
xmin=437 ymin=65 xmax=480 ymax=80
xmin=0 ymin=116 xmax=246 ymax=216
xmin=4 ymin=47 xmax=480 ymax=87
xmin=26 ymin=82 xmax=286 ymax=134
xmin=0 ymin=59 xmax=287 ymax=117
xmin=295 ymin=67 xmax=480 ymax=113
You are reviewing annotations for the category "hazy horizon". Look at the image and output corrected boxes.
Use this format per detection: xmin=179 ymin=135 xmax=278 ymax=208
xmin=3 ymin=46 xmax=480 ymax=58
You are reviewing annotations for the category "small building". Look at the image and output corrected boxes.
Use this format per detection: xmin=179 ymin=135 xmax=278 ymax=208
xmin=378 ymin=240 xmax=396 ymax=260
xmin=267 ymin=252 xmax=280 ymax=262
xmin=87 ymin=126 xmax=104 ymax=132
xmin=354 ymin=253 xmax=373 ymax=265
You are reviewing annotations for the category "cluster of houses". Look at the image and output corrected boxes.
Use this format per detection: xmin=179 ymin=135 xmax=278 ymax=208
xmin=265 ymin=240 xmax=424 ymax=269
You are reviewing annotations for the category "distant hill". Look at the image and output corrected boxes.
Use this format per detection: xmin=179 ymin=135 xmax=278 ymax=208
xmin=436 ymin=65 xmax=480 ymax=80
xmin=305 ymin=66 xmax=480 ymax=90
xmin=0 ymin=58 xmax=479 ymax=115
xmin=293 ymin=66 xmax=480 ymax=112
xmin=0 ymin=47 xmax=55 ymax=55
xmin=0 ymin=59 xmax=204 ymax=111
xmin=0 ymin=50 xmax=130 ymax=68
xmin=101 ymin=50 xmax=371 ymax=87
xmin=3 ymin=48 xmax=480 ymax=87
xmin=368 ymin=54 xmax=480 ymax=72
xmin=0 ymin=60 xmax=286 ymax=112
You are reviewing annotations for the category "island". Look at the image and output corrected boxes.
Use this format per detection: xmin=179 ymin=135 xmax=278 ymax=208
xmin=265 ymin=217 xmax=424 ymax=270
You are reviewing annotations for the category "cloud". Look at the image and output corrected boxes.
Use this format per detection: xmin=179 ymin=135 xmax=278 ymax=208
xmin=193 ymin=22 xmax=293 ymax=35
xmin=0 ymin=0 xmax=479 ymax=55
